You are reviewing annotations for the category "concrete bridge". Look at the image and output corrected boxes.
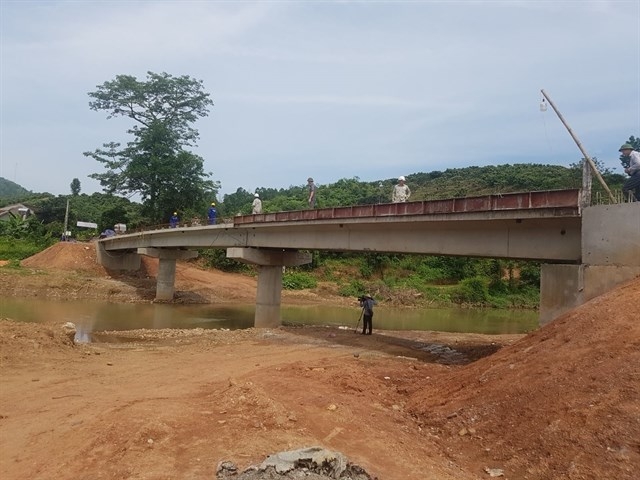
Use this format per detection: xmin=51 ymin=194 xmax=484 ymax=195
xmin=96 ymin=189 xmax=639 ymax=327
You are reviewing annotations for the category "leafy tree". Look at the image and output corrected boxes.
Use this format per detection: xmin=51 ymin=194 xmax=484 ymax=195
xmin=99 ymin=205 xmax=129 ymax=232
xmin=84 ymin=71 xmax=218 ymax=223
xmin=569 ymin=156 xmax=612 ymax=175
xmin=222 ymin=187 xmax=255 ymax=216
xmin=70 ymin=178 xmax=81 ymax=196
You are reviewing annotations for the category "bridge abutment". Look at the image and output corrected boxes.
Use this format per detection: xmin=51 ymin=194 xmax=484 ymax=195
xmin=227 ymin=248 xmax=313 ymax=327
xmin=95 ymin=242 xmax=141 ymax=271
xmin=540 ymin=203 xmax=640 ymax=324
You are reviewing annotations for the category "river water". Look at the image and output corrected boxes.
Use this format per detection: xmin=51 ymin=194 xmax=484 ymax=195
xmin=1 ymin=298 xmax=538 ymax=342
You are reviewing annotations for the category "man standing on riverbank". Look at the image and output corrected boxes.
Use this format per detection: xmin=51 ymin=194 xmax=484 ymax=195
xmin=359 ymin=294 xmax=377 ymax=335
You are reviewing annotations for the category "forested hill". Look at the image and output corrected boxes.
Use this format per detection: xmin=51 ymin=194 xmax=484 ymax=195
xmin=0 ymin=177 xmax=31 ymax=200
xmin=1 ymin=163 xmax=627 ymax=221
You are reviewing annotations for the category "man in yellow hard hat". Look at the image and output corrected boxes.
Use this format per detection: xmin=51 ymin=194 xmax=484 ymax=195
xmin=207 ymin=202 xmax=217 ymax=225
xmin=169 ymin=212 xmax=179 ymax=228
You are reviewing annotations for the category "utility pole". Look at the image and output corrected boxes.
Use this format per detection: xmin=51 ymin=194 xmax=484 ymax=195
xmin=540 ymin=89 xmax=615 ymax=204
xmin=63 ymin=199 xmax=69 ymax=241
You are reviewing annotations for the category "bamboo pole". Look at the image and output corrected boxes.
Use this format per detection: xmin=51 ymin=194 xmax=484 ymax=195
xmin=540 ymin=89 xmax=615 ymax=203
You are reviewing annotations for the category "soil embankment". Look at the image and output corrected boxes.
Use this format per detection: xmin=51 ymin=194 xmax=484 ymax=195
xmin=0 ymin=242 xmax=638 ymax=479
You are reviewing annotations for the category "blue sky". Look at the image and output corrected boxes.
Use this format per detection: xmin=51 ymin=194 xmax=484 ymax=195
xmin=1 ymin=0 xmax=638 ymax=199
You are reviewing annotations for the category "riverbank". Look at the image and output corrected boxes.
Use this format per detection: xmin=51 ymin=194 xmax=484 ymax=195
xmin=1 ymin=242 xmax=639 ymax=479
xmin=0 ymin=242 xmax=358 ymax=306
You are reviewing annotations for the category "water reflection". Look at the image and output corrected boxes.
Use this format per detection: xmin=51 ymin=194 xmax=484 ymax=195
xmin=0 ymin=298 xmax=538 ymax=342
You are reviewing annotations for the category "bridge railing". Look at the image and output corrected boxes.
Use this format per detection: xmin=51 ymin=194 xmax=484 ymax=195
xmin=234 ymin=189 xmax=581 ymax=225
xmin=592 ymin=189 xmax=634 ymax=205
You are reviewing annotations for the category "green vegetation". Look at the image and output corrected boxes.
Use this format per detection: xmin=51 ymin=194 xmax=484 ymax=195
xmin=0 ymin=178 xmax=31 ymax=200
xmin=0 ymin=215 xmax=56 ymax=261
xmin=308 ymin=252 xmax=541 ymax=309
xmin=282 ymin=271 xmax=317 ymax=290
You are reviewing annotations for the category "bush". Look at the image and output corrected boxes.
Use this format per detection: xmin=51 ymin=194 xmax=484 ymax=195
xmin=488 ymin=278 xmax=509 ymax=295
xmin=282 ymin=271 xmax=317 ymax=290
xmin=199 ymin=249 xmax=250 ymax=273
xmin=0 ymin=237 xmax=49 ymax=261
xmin=338 ymin=279 xmax=366 ymax=297
xmin=453 ymin=276 xmax=489 ymax=304
xmin=359 ymin=261 xmax=374 ymax=279
xmin=520 ymin=262 xmax=541 ymax=286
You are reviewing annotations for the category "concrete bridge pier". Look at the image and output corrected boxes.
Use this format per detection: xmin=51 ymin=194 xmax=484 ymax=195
xmin=227 ymin=248 xmax=313 ymax=328
xmin=540 ymin=203 xmax=640 ymax=324
xmin=137 ymin=248 xmax=198 ymax=301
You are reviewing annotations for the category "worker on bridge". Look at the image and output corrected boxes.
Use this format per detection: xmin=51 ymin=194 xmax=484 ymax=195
xmin=169 ymin=212 xmax=179 ymax=228
xmin=392 ymin=176 xmax=411 ymax=203
xmin=208 ymin=203 xmax=217 ymax=225
xmin=620 ymin=143 xmax=640 ymax=201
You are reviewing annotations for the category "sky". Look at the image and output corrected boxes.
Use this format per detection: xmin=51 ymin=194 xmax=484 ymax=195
xmin=1 ymin=0 xmax=639 ymax=200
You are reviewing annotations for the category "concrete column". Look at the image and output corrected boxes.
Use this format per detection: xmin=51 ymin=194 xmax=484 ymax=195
xmin=255 ymin=265 xmax=284 ymax=328
xmin=156 ymin=257 xmax=177 ymax=301
xmin=227 ymin=248 xmax=313 ymax=327
xmin=137 ymin=248 xmax=198 ymax=301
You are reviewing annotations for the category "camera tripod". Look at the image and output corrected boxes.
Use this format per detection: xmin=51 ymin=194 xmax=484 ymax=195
xmin=353 ymin=307 xmax=365 ymax=333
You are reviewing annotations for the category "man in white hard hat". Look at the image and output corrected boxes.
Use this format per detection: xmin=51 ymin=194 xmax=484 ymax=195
xmin=392 ymin=176 xmax=411 ymax=203
xmin=252 ymin=193 xmax=263 ymax=214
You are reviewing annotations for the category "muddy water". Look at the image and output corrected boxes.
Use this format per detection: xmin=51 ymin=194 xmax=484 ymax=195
xmin=0 ymin=298 xmax=538 ymax=342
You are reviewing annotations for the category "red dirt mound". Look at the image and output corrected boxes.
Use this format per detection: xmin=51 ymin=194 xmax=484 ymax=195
xmin=20 ymin=241 xmax=108 ymax=276
xmin=408 ymin=277 xmax=640 ymax=479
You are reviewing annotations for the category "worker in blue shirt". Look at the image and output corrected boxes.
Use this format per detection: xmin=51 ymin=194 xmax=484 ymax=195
xmin=169 ymin=212 xmax=179 ymax=228
xmin=208 ymin=202 xmax=217 ymax=225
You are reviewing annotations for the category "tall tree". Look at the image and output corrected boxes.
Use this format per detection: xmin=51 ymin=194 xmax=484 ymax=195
xmin=70 ymin=178 xmax=81 ymax=196
xmin=84 ymin=71 xmax=218 ymax=223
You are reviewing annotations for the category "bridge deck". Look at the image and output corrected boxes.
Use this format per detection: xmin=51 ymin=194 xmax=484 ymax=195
xmin=234 ymin=189 xmax=581 ymax=225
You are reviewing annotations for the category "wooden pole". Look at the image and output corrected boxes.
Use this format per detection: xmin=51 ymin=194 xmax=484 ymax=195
xmin=540 ymin=89 xmax=615 ymax=203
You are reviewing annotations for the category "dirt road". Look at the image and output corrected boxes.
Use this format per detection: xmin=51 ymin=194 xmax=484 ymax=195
xmin=0 ymin=242 xmax=638 ymax=479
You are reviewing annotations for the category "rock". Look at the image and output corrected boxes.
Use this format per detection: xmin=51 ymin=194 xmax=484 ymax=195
xmin=484 ymin=467 xmax=504 ymax=477
xmin=216 ymin=447 xmax=375 ymax=479
xmin=261 ymin=447 xmax=347 ymax=476
xmin=61 ymin=322 xmax=76 ymax=344
xmin=217 ymin=460 xmax=238 ymax=476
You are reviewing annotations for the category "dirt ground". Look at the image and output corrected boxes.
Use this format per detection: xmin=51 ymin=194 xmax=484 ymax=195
xmin=0 ymin=242 xmax=638 ymax=480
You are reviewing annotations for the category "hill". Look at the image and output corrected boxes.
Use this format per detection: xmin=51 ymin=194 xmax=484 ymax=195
xmin=0 ymin=176 xmax=31 ymax=200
